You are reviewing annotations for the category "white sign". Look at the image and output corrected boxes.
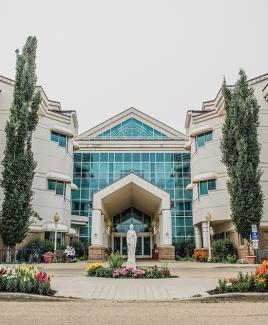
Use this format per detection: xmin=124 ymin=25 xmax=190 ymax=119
xmin=252 ymin=240 xmax=259 ymax=250
xmin=252 ymin=224 xmax=258 ymax=233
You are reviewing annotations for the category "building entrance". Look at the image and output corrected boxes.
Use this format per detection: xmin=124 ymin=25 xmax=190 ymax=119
xmin=112 ymin=233 xmax=152 ymax=258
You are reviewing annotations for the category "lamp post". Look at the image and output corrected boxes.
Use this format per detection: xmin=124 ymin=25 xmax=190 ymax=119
xmin=205 ymin=212 xmax=212 ymax=260
xmin=53 ymin=213 xmax=60 ymax=257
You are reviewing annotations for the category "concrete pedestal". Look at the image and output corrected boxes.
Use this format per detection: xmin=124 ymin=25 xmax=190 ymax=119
xmin=158 ymin=245 xmax=175 ymax=260
xmin=88 ymin=245 xmax=105 ymax=261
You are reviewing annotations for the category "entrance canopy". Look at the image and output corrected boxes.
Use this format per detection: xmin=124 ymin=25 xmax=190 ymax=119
xmin=93 ymin=173 xmax=170 ymax=219
xmin=91 ymin=173 xmax=172 ymax=247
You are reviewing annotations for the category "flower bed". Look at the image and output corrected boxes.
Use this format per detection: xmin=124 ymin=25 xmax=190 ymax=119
xmin=86 ymin=263 xmax=172 ymax=279
xmin=0 ymin=265 xmax=54 ymax=296
xmin=211 ymin=260 xmax=268 ymax=294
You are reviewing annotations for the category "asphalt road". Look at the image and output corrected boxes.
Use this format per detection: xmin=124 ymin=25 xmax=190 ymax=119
xmin=1 ymin=301 xmax=268 ymax=325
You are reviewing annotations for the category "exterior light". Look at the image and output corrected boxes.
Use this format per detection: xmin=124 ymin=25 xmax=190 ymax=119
xmin=205 ymin=212 xmax=212 ymax=260
xmin=53 ymin=212 xmax=60 ymax=259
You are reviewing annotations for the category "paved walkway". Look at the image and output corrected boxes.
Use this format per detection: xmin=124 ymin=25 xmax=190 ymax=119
xmin=39 ymin=261 xmax=257 ymax=301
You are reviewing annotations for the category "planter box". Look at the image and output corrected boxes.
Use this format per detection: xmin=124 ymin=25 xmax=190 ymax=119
xmin=246 ymin=255 xmax=256 ymax=264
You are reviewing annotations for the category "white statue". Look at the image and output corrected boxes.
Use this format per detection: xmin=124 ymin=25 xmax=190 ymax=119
xmin=126 ymin=224 xmax=137 ymax=269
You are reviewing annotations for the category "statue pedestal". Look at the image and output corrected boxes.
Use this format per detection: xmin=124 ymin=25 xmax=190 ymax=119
xmin=126 ymin=260 xmax=136 ymax=270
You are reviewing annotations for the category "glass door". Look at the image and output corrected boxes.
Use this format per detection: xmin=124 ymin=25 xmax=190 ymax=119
xmin=113 ymin=234 xmax=152 ymax=258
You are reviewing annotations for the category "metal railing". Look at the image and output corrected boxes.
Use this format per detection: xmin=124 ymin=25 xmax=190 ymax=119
xmin=0 ymin=248 xmax=42 ymax=264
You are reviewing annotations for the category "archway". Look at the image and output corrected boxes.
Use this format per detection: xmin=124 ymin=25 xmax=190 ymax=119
xmin=89 ymin=173 xmax=175 ymax=261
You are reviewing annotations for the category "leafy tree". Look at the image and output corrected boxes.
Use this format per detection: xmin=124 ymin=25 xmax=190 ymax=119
xmin=221 ymin=69 xmax=263 ymax=240
xmin=0 ymin=36 xmax=41 ymax=248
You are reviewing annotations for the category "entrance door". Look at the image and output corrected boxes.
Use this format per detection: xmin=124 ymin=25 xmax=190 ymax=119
xmin=113 ymin=234 xmax=152 ymax=258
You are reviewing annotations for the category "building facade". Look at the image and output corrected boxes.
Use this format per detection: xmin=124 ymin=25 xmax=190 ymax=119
xmin=0 ymin=75 xmax=79 ymax=248
xmin=185 ymin=73 xmax=268 ymax=257
xmin=1 ymin=72 xmax=268 ymax=260
xmin=72 ymin=108 xmax=193 ymax=260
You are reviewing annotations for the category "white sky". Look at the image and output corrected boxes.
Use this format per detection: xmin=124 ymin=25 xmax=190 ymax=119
xmin=1 ymin=0 xmax=268 ymax=134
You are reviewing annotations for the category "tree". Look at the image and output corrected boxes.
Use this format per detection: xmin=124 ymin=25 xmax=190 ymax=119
xmin=0 ymin=36 xmax=41 ymax=248
xmin=221 ymin=69 xmax=263 ymax=241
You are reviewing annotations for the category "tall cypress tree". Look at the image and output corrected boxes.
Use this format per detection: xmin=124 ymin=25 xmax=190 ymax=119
xmin=221 ymin=69 xmax=263 ymax=241
xmin=0 ymin=36 xmax=41 ymax=248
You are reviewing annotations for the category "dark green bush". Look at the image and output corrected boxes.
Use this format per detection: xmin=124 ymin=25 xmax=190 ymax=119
xmin=174 ymin=239 xmax=195 ymax=258
xmin=73 ymin=240 xmax=88 ymax=258
xmin=213 ymin=239 xmax=236 ymax=262
xmin=25 ymin=238 xmax=54 ymax=253
xmin=95 ymin=267 xmax=115 ymax=278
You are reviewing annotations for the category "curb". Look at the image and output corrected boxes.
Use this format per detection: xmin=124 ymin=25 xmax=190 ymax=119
xmin=0 ymin=292 xmax=80 ymax=301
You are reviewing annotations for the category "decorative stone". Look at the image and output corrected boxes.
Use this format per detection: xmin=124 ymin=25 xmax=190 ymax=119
xmin=158 ymin=245 xmax=175 ymax=260
xmin=88 ymin=245 xmax=105 ymax=261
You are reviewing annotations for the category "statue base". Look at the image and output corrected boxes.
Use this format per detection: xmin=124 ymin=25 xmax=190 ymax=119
xmin=126 ymin=260 xmax=136 ymax=270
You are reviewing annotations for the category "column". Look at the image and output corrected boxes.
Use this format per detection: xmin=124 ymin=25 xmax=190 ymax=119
xmin=159 ymin=209 xmax=172 ymax=245
xmin=202 ymin=222 xmax=209 ymax=249
xmin=91 ymin=209 xmax=104 ymax=246
xmin=194 ymin=226 xmax=202 ymax=249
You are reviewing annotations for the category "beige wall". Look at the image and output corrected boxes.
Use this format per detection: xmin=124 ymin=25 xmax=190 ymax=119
xmin=186 ymin=75 xmax=268 ymax=245
xmin=0 ymin=77 xmax=78 ymax=241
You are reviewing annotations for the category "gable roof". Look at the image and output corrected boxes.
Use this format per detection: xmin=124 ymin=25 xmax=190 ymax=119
xmin=78 ymin=107 xmax=186 ymax=141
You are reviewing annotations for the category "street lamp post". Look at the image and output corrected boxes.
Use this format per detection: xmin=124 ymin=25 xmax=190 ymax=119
xmin=53 ymin=213 xmax=60 ymax=258
xmin=205 ymin=212 xmax=212 ymax=261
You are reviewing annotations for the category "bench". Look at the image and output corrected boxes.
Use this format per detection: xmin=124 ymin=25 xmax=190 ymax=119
xmin=256 ymin=250 xmax=268 ymax=263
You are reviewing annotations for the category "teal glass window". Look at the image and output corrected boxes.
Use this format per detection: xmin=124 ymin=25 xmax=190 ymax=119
xmin=96 ymin=118 xmax=169 ymax=139
xmin=208 ymin=179 xmax=216 ymax=190
xmin=199 ymin=181 xmax=208 ymax=195
xmin=196 ymin=134 xmax=205 ymax=148
xmin=199 ymin=179 xmax=216 ymax=196
xmin=51 ymin=131 xmax=67 ymax=148
xmin=196 ymin=131 xmax=213 ymax=148
xmin=72 ymin=152 xmax=193 ymax=243
xmin=48 ymin=179 xmax=65 ymax=196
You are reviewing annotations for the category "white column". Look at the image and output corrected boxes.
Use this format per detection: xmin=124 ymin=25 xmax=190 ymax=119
xmin=194 ymin=226 xmax=202 ymax=249
xmin=202 ymin=222 xmax=208 ymax=249
xmin=91 ymin=209 xmax=104 ymax=246
xmin=159 ymin=209 xmax=172 ymax=245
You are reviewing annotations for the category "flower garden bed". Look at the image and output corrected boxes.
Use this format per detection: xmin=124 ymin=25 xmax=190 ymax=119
xmin=86 ymin=262 xmax=173 ymax=279
xmin=0 ymin=265 xmax=54 ymax=296
xmin=209 ymin=260 xmax=268 ymax=295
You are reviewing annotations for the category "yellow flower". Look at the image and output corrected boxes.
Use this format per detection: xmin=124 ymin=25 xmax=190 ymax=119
xmin=86 ymin=263 xmax=103 ymax=273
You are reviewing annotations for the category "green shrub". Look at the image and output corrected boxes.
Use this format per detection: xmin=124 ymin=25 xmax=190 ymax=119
xmin=225 ymin=254 xmax=237 ymax=264
xmin=213 ymin=239 xmax=236 ymax=262
xmin=73 ymin=241 xmax=88 ymax=258
xmin=95 ymin=267 xmax=115 ymax=278
xmin=108 ymin=252 xmax=124 ymax=269
xmin=25 ymin=238 xmax=54 ymax=253
xmin=174 ymin=239 xmax=195 ymax=258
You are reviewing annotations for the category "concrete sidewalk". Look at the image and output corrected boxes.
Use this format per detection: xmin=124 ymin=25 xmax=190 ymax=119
xmin=41 ymin=261 xmax=257 ymax=301
xmin=52 ymin=276 xmax=216 ymax=301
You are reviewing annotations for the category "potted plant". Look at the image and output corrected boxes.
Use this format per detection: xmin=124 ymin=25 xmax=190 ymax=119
xmin=44 ymin=251 xmax=54 ymax=263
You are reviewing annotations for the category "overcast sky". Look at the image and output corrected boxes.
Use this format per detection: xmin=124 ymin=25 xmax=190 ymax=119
xmin=1 ymin=0 xmax=267 ymax=134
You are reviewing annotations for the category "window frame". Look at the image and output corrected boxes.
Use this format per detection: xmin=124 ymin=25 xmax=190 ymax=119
xmin=196 ymin=131 xmax=213 ymax=149
xmin=50 ymin=131 xmax=68 ymax=149
xmin=198 ymin=179 xmax=216 ymax=197
xmin=47 ymin=179 xmax=66 ymax=197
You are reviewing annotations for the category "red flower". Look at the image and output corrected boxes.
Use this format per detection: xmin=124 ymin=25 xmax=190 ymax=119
xmin=35 ymin=271 xmax=51 ymax=283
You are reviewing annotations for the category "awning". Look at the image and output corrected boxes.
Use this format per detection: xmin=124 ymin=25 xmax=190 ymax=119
xmin=51 ymin=125 xmax=74 ymax=137
xmin=186 ymin=183 xmax=193 ymax=191
xmin=67 ymin=228 xmax=77 ymax=236
xmin=72 ymin=141 xmax=80 ymax=150
xmin=42 ymin=223 xmax=68 ymax=232
xmin=190 ymin=125 xmax=213 ymax=137
xmin=184 ymin=140 xmax=192 ymax=149
xmin=193 ymin=172 xmax=217 ymax=183
xmin=71 ymin=183 xmax=78 ymax=191
xmin=46 ymin=171 xmax=71 ymax=183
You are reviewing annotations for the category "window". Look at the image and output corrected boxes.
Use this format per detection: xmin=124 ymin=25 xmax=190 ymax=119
xmin=45 ymin=231 xmax=64 ymax=245
xmin=51 ymin=131 xmax=67 ymax=148
xmin=196 ymin=131 xmax=213 ymax=148
xmin=199 ymin=179 xmax=216 ymax=196
xmin=48 ymin=179 xmax=66 ymax=196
